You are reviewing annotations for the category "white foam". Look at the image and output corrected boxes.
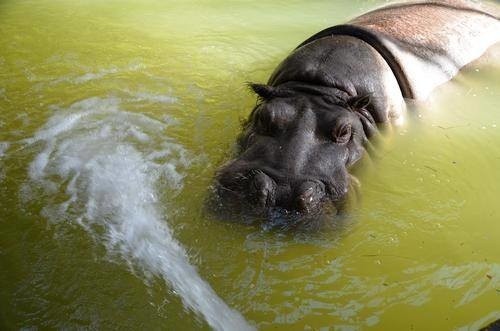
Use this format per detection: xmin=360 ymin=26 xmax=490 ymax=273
xmin=35 ymin=62 xmax=146 ymax=88
xmin=132 ymin=91 xmax=178 ymax=104
xmin=25 ymin=97 xmax=254 ymax=331
xmin=0 ymin=141 xmax=8 ymax=182
xmin=73 ymin=67 xmax=118 ymax=84
xmin=0 ymin=141 xmax=8 ymax=158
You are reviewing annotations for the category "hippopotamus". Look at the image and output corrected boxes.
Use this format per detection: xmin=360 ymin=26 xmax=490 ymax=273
xmin=212 ymin=0 xmax=500 ymax=220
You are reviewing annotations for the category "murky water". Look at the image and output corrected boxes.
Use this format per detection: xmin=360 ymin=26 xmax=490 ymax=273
xmin=0 ymin=0 xmax=499 ymax=330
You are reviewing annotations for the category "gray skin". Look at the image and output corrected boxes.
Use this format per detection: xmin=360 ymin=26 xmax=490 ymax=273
xmin=212 ymin=0 xmax=499 ymax=219
xmin=481 ymin=318 xmax=500 ymax=331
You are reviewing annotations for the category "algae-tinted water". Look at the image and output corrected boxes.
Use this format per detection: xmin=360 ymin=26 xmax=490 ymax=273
xmin=0 ymin=0 xmax=499 ymax=330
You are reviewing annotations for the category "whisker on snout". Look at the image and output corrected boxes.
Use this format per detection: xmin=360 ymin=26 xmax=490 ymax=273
xmin=216 ymin=184 xmax=239 ymax=194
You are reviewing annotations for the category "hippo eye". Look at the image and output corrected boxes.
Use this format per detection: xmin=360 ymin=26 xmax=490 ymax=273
xmin=246 ymin=132 xmax=256 ymax=146
xmin=255 ymin=110 xmax=272 ymax=135
xmin=256 ymin=109 xmax=280 ymax=135
xmin=333 ymin=123 xmax=352 ymax=144
xmin=254 ymin=103 xmax=295 ymax=136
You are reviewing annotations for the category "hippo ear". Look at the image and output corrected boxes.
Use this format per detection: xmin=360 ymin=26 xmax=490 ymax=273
xmin=248 ymin=83 xmax=278 ymax=100
xmin=347 ymin=94 xmax=372 ymax=110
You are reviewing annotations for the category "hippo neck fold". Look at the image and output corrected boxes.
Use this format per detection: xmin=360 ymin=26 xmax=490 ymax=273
xmin=295 ymin=24 xmax=414 ymax=99
xmin=277 ymin=80 xmax=353 ymax=104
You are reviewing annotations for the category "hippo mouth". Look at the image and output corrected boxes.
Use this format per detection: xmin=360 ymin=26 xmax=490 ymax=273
xmin=246 ymin=168 xmax=329 ymax=213
xmin=209 ymin=165 xmax=357 ymax=225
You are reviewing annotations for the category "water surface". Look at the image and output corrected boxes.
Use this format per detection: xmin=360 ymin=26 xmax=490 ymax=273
xmin=0 ymin=0 xmax=499 ymax=330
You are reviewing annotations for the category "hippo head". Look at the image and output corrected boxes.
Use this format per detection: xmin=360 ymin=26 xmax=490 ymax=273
xmin=211 ymin=81 xmax=377 ymax=221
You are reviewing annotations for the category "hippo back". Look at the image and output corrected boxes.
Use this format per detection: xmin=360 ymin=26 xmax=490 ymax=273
xmin=298 ymin=0 xmax=500 ymax=100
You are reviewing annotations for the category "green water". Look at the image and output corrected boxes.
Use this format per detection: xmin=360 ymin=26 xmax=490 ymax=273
xmin=1 ymin=0 xmax=499 ymax=330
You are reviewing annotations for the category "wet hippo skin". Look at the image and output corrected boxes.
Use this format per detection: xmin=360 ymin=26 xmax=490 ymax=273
xmin=481 ymin=318 xmax=500 ymax=331
xmin=212 ymin=0 xmax=500 ymax=220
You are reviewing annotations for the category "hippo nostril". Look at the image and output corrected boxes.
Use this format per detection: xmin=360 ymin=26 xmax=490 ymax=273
xmin=248 ymin=170 xmax=277 ymax=208
xmin=295 ymin=180 xmax=325 ymax=212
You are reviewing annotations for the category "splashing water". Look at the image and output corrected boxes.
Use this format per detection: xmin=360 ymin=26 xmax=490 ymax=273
xmin=0 ymin=141 xmax=9 ymax=182
xmin=24 ymin=97 xmax=254 ymax=331
xmin=0 ymin=142 xmax=9 ymax=158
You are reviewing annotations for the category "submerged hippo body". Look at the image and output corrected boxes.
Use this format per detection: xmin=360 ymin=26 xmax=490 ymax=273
xmin=213 ymin=0 xmax=500 ymax=219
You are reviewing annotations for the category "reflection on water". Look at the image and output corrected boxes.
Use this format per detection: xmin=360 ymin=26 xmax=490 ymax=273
xmin=0 ymin=0 xmax=499 ymax=330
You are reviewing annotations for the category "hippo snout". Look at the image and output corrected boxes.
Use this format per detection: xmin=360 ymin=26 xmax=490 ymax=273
xmin=248 ymin=170 xmax=277 ymax=209
xmin=295 ymin=180 xmax=325 ymax=213
xmin=213 ymin=164 xmax=334 ymax=217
